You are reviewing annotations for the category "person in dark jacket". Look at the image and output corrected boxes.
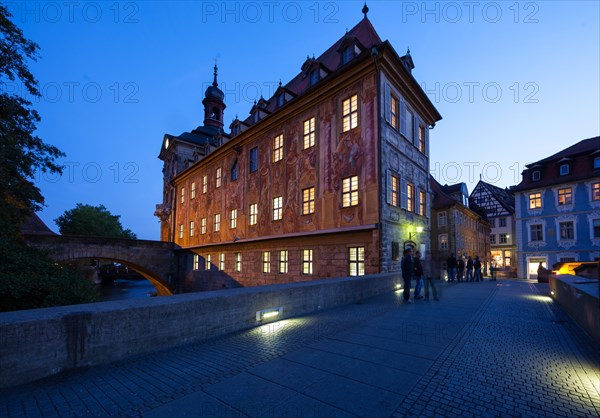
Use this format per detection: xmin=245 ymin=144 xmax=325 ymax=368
xmin=413 ymin=251 xmax=424 ymax=299
xmin=401 ymin=248 xmax=414 ymax=303
xmin=457 ymin=257 xmax=465 ymax=282
xmin=466 ymin=256 xmax=474 ymax=282
xmin=446 ymin=253 xmax=457 ymax=282
xmin=474 ymin=256 xmax=482 ymax=282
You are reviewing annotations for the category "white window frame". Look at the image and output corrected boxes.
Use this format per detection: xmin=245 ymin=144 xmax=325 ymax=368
xmin=302 ymin=249 xmax=313 ymax=275
xmin=342 ymin=95 xmax=358 ymax=132
xmin=249 ymin=203 xmax=258 ymax=226
xmin=273 ymin=196 xmax=283 ymax=221
xmin=230 ymin=209 xmax=237 ymax=229
xmin=342 ymin=176 xmax=359 ymax=207
xmin=303 ymin=117 xmax=315 ymax=149
xmin=214 ymin=213 xmax=221 ymax=232
xmin=348 ymin=247 xmax=365 ymax=276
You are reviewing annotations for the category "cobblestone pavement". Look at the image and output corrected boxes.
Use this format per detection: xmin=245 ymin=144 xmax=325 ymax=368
xmin=1 ymin=279 xmax=598 ymax=417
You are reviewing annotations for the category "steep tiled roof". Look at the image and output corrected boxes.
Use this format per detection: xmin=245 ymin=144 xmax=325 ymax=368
xmin=430 ymin=176 xmax=459 ymax=209
xmin=477 ymin=180 xmax=515 ymax=213
xmin=525 ymin=136 xmax=600 ymax=168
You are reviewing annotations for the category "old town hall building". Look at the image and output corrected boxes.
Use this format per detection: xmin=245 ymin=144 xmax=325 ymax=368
xmin=155 ymin=7 xmax=442 ymax=289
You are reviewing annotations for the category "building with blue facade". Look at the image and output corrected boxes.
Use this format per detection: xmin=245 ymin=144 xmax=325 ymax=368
xmin=514 ymin=136 xmax=600 ymax=279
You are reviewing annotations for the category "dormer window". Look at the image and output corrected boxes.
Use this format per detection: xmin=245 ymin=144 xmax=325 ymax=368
xmin=309 ymin=69 xmax=319 ymax=86
xmin=277 ymin=94 xmax=284 ymax=108
xmin=559 ymin=164 xmax=569 ymax=176
xmin=594 ymin=156 xmax=600 ymax=169
xmin=341 ymin=46 xmax=353 ymax=64
xmin=252 ymin=111 xmax=259 ymax=123
xmin=532 ymin=170 xmax=541 ymax=181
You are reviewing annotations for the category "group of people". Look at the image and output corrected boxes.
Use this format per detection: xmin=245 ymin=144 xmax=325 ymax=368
xmin=445 ymin=253 xmax=484 ymax=283
xmin=400 ymin=247 xmax=438 ymax=304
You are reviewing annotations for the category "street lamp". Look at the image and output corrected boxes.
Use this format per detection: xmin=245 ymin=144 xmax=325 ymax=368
xmin=409 ymin=226 xmax=424 ymax=241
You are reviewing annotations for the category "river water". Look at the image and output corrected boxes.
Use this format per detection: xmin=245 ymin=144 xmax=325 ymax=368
xmin=96 ymin=279 xmax=157 ymax=302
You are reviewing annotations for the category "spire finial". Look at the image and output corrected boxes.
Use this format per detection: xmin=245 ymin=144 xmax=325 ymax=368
xmin=362 ymin=2 xmax=369 ymax=18
xmin=406 ymin=47 xmax=411 ymax=55
xmin=279 ymin=79 xmax=282 ymax=87
xmin=212 ymin=64 xmax=218 ymax=87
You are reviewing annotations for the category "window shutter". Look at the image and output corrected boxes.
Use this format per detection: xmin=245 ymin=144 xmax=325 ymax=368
xmin=415 ymin=189 xmax=420 ymax=214
xmin=400 ymin=101 xmax=407 ymax=136
xmin=424 ymin=125 xmax=429 ymax=154
xmin=386 ymin=170 xmax=393 ymax=205
xmin=413 ymin=115 xmax=419 ymax=146
xmin=384 ymin=84 xmax=391 ymax=123
xmin=401 ymin=177 xmax=408 ymax=209
xmin=426 ymin=192 xmax=431 ymax=219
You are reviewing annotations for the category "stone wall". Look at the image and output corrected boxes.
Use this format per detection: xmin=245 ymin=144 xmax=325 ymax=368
xmin=0 ymin=273 xmax=402 ymax=389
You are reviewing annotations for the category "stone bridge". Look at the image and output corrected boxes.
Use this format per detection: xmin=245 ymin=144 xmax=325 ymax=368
xmin=24 ymin=234 xmax=179 ymax=296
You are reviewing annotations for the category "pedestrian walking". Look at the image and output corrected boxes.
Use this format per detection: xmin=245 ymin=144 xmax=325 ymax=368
xmin=457 ymin=257 xmax=465 ymax=282
xmin=474 ymin=256 xmax=482 ymax=282
xmin=466 ymin=256 xmax=474 ymax=282
xmin=446 ymin=253 xmax=457 ymax=282
xmin=413 ymin=251 xmax=424 ymax=299
xmin=401 ymin=248 xmax=414 ymax=303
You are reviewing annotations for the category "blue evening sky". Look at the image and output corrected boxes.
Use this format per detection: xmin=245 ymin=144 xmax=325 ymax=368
xmin=10 ymin=1 xmax=599 ymax=239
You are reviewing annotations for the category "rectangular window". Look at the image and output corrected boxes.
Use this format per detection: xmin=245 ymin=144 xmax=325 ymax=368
xmin=273 ymin=196 xmax=283 ymax=221
xmin=530 ymin=224 xmax=543 ymax=242
xmin=189 ymin=221 xmax=195 ymax=237
xmin=348 ymin=247 xmax=365 ymax=276
xmin=203 ymin=175 xmax=208 ymax=194
xmin=390 ymin=95 xmax=399 ymax=130
xmin=418 ymin=190 xmax=426 ymax=216
xmin=529 ymin=192 xmax=542 ymax=209
xmin=273 ymin=134 xmax=284 ymax=163
xmin=302 ymin=187 xmax=315 ymax=215
xmin=499 ymin=233 xmax=508 ymax=243
xmin=342 ymin=94 xmax=358 ymax=132
xmin=391 ymin=175 xmax=400 ymax=207
xmin=235 ymin=252 xmax=242 ymax=272
xmin=262 ymin=251 xmax=271 ymax=273
xmin=592 ymin=183 xmax=600 ymax=201
xmin=216 ymin=168 xmax=222 ymax=188
xmin=302 ymin=249 xmax=313 ymax=275
xmin=438 ymin=211 xmax=447 ymax=227
xmin=179 ymin=224 xmax=184 ymax=239
xmin=418 ymin=125 xmax=425 ymax=153
xmin=303 ymin=117 xmax=315 ymax=149
xmin=249 ymin=203 xmax=258 ymax=226
xmin=439 ymin=234 xmax=448 ymax=250
xmin=532 ymin=170 xmax=541 ymax=181
xmin=191 ymin=182 xmax=196 ymax=199
xmin=201 ymin=218 xmax=207 ymax=234
xmin=559 ymin=222 xmax=574 ymax=240
xmin=219 ymin=253 xmax=225 ymax=271
xmin=205 ymin=254 xmax=211 ymax=270
xmin=231 ymin=160 xmax=238 ymax=181
xmin=214 ymin=213 xmax=221 ymax=232
xmin=342 ymin=176 xmax=359 ymax=207
xmin=593 ymin=219 xmax=600 ymax=238
xmin=279 ymin=250 xmax=288 ymax=274
xmin=180 ymin=187 xmax=185 ymax=204
xmin=499 ymin=217 xmax=507 ymax=227
xmin=193 ymin=254 xmax=199 ymax=270
xmin=559 ymin=164 xmax=570 ymax=176
xmin=407 ymin=183 xmax=415 ymax=212
xmin=490 ymin=234 xmax=496 ymax=244
xmin=230 ymin=209 xmax=237 ymax=229
xmin=558 ymin=187 xmax=572 ymax=205
xmin=249 ymin=147 xmax=258 ymax=173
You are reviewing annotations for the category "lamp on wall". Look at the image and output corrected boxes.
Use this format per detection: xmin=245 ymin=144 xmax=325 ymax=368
xmin=409 ymin=226 xmax=424 ymax=241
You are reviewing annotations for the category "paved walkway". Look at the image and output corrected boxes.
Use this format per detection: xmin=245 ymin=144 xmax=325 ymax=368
xmin=1 ymin=279 xmax=599 ymax=417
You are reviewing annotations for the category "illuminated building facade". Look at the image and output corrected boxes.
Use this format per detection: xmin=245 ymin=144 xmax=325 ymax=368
xmin=514 ymin=136 xmax=600 ymax=279
xmin=156 ymin=8 xmax=442 ymax=289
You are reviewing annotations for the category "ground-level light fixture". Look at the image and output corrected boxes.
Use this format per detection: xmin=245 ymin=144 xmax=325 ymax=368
xmin=256 ymin=307 xmax=283 ymax=322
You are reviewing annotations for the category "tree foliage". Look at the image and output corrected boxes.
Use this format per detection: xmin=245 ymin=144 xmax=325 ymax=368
xmin=0 ymin=5 xmax=64 ymax=236
xmin=55 ymin=203 xmax=137 ymax=239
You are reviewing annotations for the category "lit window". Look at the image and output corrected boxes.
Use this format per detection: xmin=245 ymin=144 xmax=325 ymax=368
xmin=179 ymin=224 xmax=184 ymax=239
xmin=216 ymin=168 xmax=222 ymax=188
xmin=593 ymin=219 xmax=600 ymax=238
xmin=407 ymin=183 xmax=415 ymax=212
xmin=235 ymin=252 xmax=242 ymax=272
xmin=231 ymin=159 xmax=238 ymax=181
xmin=418 ymin=126 xmax=425 ymax=153
xmin=342 ymin=95 xmax=358 ymax=132
xmin=490 ymin=234 xmax=496 ymax=244
xmin=529 ymin=192 xmax=542 ymax=209
xmin=219 ymin=253 xmax=225 ymax=271
xmin=262 ymin=251 xmax=270 ymax=273
xmin=273 ymin=134 xmax=284 ymax=163
xmin=559 ymin=164 xmax=569 ymax=176
xmin=203 ymin=175 xmax=208 ymax=194
xmin=342 ymin=176 xmax=359 ymax=207
xmin=189 ymin=221 xmax=194 ymax=236
xmin=249 ymin=147 xmax=258 ymax=173
xmin=193 ymin=254 xmax=199 ymax=270
xmin=558 ymin=187 xmax=572 ymax=205
xmin=532 ymin=171 xmax=541 ymax=181
xmin=191 ymin=182 xmax=196 ymax=199
xmin=499 ymin=217 xmax=507 ymax=227
xmin=438 ymin=212 xmax=447 ymax=227
xmin=230 ymin=209 xmax=237 ymax=229
xmin=390 ymin=95 xmax=399 ymax=130
xmin=419 ymin=190 xmax=426 ymax=216
xmin=391 ymin=175 xmax=400 ymax=207
xmin=273 ymin=196 xmax=283 ymax=221
xmin=302 ymin=249 xmax=313 ymax=275
xmin=201 ymin=218 xmax=207 ymax=234
xmin=279 ymin=250 xmax=288 ymax=273
xmin=499 ymin=233 xmax=508 ymax=243
xmin=439 ymin=234 xmax=448 ymax=250
xmin=180 ymin=187 xmax=185 ymax=204
xmin=205 ymin=254 xmax=211 ymax=270
xmin=348 ymin=247 xmax=365 ymax=276
xmin=249 ymin=203 xmax=258 ymax=226
xmin=214 ymin=213 xmax=221 ymax=232
xmin=530 ymin=224 xmax=543 ymax=242
xmin=592 ymin=183 xmax=600 ymax=201
xmin=303 ymin=117 xmax=316 ymax=149
xmin=302 ymin=187 xmax=315 ymax=215
xmin=559 ymin=222 xmax=574 ymax=240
